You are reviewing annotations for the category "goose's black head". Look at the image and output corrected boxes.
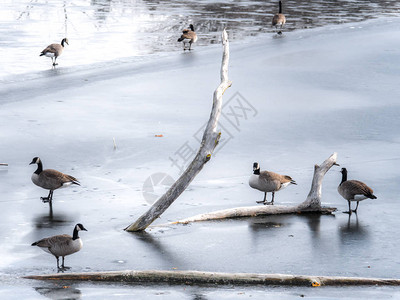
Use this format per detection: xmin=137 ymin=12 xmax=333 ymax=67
xmin=73 ymin=223 xmax=87 ymax=240
xmin=61 ymin=38 xmax=69 ymax=47
xmin=189 ymin=24 xmax=195 ymax=31
xmin=253 ymin=162 xmax=260 ymax=174
xmin=76 ymin=223 xmax=88 ymax=232
xmin=29 ymin=157 xmax=41 ymax=165
xmin=340 ymin=167 xmax=347 ymax=174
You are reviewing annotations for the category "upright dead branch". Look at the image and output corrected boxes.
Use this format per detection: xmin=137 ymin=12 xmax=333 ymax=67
xmin=125 ymin=29 xmax=232 ymax=232
xmin=297 ymin=152 xmax=338 ymax=211
xmin=172 ymin=153 xmax=338 ymax=224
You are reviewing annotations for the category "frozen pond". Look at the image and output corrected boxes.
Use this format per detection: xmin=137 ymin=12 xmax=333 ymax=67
xmin=1 ymin=0 xmax=400 ymax=299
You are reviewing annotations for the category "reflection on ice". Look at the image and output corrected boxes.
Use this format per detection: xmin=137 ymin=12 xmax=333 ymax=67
xmin=35 ymin=286 xmax=81 ymax=300
xmin=32 ymin=211 xmax=73 ymax=229
xmin=339 ymin=214 xmax=369 ymax=243
xmin=132 ymin=230 xmax=186 ymax=269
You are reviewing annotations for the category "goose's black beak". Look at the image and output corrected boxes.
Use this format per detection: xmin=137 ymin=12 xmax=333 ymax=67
xmin=333 ymin=163 xmax=340 ymax=166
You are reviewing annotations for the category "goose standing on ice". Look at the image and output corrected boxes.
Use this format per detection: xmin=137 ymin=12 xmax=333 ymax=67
xmin=31 ymin=223 xmax=87 ymax=270
xmin=272 ymin=1 xmax=286 ymax=35
xmin=40 ymin=38 xmax=69 ymax=66
xmin=30 ymin=157 xmax=80 ymax=204
xmin=338 ymin=167 xmax=377 ymax=214
xmin=249 ymin=162 xmax=296 ymax=205
xmin=177 ymin=24 xmax=198 ymax=51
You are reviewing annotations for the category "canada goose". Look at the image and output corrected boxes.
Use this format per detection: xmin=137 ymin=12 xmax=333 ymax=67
xmin=272 ymin=1 xmax=286 ymax=34
xmin=32 ymin=223 xmax=87 ymax=270
xmin=30 ymin=157 xmax=80 ymax=203
xmin=40 ymin=38 xmax=69 ymax=66
xmin=177 ymin=24 xmax=198 ymax=51
xmin=249 ymin=162 xmax=296 ymax=205
xmin=338 ymin=167 xmax=377 ymax=214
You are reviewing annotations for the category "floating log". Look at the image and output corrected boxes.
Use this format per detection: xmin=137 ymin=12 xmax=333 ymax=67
xmin=24 ymin=270 xmax=400 ymax=286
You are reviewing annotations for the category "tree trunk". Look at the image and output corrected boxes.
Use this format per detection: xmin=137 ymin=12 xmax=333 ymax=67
xmin=171 ymin=153 xmax=338 ymax=224
xmin=125 ymin=29 xmax=232 ymax=232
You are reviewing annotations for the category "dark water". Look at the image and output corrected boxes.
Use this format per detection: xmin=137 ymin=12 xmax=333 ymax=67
xmin=141 ymin=0 xmax=400 ymax=42
xmin=89 ymin=0 xmax=400 ymax=47
xmin=1 ymin=0 xmax=400 ymax=77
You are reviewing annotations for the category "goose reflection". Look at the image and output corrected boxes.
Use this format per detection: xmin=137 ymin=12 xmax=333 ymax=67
xmin=339 ymin=213 xmax=369 ymax=244
xmin=35 ymin=286 xmax=81 ymax=300
xmin=33 ymin=209 xmax=73 ymax=229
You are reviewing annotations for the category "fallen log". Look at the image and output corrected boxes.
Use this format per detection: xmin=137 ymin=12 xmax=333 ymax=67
xmin=24 ymin=270 xmax=400 ymax=286
xmin=171 ymin=205 xmax=336 ymax=224
xmin=0 ymin=163 xmax=8 ymax=166
xmin=172 ymin=153 xmax=338 ymax=224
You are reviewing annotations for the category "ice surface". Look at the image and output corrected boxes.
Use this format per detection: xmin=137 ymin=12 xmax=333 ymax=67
xmin=1 ymin=8 xmax=400 ymax=300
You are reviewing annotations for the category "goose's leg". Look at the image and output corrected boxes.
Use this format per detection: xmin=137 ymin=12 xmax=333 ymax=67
xmin=41 ymin=190 xmax=52 ymax=203
xmin=353 ymin=201 xmax=360 ymax=213
xmin=269 ymin=192 xmax=275 ymax=205
xmin=343 ymin=200 xmax=352 ymax=214
xmin=56 ymin=256 xmax=60 ymax=269
xmin=257 ymin=192 xmax=267 ymax=204
xmin=61 ymin=256 xmax=71 ymax=270
xmin=278 ymin=24 xmax=283 ymax=35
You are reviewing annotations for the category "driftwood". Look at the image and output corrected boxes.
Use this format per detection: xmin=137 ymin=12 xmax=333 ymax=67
xmin=172 ymin=153 xmax=338 ymax=224
xmin=24 ymin=270 xmax=400 ymax=286
xmin=125 ymin=29 xmax=232 ymax=232
xmin=0 ymin=163 xmax=8 ymax=166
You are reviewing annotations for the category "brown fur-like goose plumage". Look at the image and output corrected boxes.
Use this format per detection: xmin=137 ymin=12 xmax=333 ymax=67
xmin=272 ymin=1 xmax=286 ymax=34
xmin=338 ymin=167 xmax=376 ymax=214
xmin=40 ymin=38 xmax=69 ymax=66
xmin=177 ymin=24 xmax=198 ymax=51
xmin=249 ymin=162 xmax=296 ymax=205
xmin=30 ymin=157 xmax=80 ymax=204
xmin=31 ymin=223 xmax=87 ymax=270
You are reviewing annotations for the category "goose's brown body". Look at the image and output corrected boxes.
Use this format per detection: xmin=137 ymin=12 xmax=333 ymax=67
xmin=32 ymin=223 xmax=87 ymax=269
xmin=40 ymin=38 xmax=68 ymax=66
xmin=249 ymin=162 xmax=296 ymax=205
xmin=178 ymin=24 xmax=198 ymax=50
xmin=30 ymin=157 xmax=80 ymax=203
xmin=338 ymin=168 xmax=376 ymax=214
xmin=272 ymin=1 xmax=286 ymax=34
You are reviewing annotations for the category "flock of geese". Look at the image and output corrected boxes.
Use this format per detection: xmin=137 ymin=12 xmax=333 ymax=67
xmin=30 ymin=1 xmax=376 ymax=269
xmin=39 ymin=25 xmax=199 ymax=67
xmin=249 ymin=163 xmax=377 ymax=214
xmin=28 ymin=156 xmax=376 ymax=269
xmin=40 ymin=1 xmax=286 ymax=66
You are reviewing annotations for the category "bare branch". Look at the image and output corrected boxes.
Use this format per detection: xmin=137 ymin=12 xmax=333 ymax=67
xmin=125 ymin=29 xmax=232 ymax=232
